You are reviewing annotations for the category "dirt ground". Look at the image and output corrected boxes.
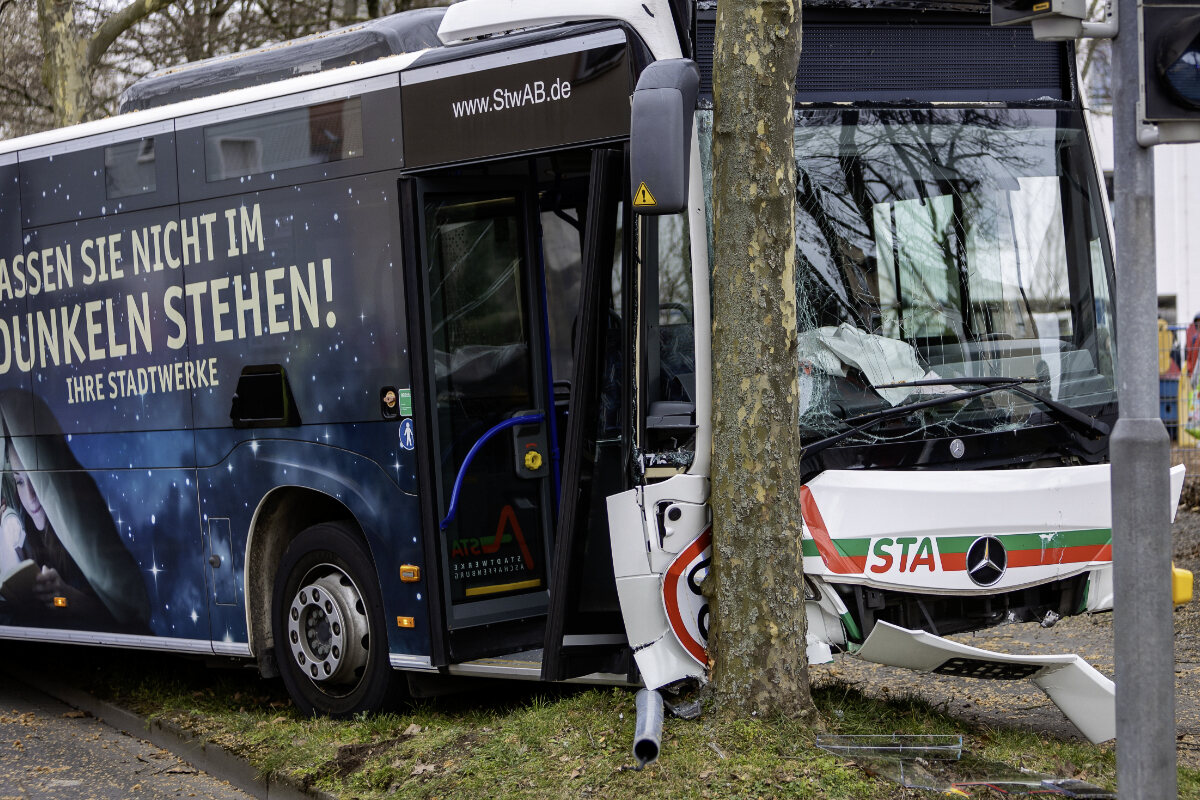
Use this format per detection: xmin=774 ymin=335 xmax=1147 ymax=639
xmin=812 ymin=506 xmax=1200 ymax=766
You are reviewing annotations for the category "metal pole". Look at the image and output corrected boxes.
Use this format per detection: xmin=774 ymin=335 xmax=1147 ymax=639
xmin=1111 ymin=0 xmax=1176 ymax=796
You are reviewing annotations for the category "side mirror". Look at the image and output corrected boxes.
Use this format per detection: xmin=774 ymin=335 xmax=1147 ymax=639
xmin=630 ymin=59 xmax=700 ymax=215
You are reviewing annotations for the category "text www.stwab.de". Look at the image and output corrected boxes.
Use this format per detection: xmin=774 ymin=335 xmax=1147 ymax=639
xmin=451 ymin=78 xmax=572 ymax=118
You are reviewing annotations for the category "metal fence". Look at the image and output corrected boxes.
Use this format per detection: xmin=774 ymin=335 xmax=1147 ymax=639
xmin=1158 ymin=321 xmax=1200 ymax=483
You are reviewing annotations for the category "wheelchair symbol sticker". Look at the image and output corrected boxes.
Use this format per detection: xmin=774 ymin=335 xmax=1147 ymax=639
xmin=399 ymin=418 xmax=415 ymax=451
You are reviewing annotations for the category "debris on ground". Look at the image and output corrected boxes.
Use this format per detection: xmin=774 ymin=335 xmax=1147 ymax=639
xmin=816 ymin=734 xmax=1116 ymax=797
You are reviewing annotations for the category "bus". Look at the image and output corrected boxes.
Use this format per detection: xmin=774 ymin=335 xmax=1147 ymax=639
xmin=0 ymin=0 xmax=1181 ymax=742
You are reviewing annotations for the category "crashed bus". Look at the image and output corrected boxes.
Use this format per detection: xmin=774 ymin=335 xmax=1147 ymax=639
xmin=0 ymin=0 xmax=1182 ymax=742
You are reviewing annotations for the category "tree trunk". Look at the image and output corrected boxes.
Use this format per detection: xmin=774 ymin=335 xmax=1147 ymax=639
xmin=37 ymin=0 xmax=91 ymax=127
xmin=38 ymin=0 xmax=178 ymax=127
xmin=708 ymin=0 xmax=816 ymax=720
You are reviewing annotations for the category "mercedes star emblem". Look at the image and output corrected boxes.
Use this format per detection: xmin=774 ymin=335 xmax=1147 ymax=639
xmin=966 ymin=536 xmax=1007 ymax=586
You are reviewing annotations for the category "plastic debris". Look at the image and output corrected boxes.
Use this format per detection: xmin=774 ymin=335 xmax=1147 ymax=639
xmin=815 ymin=734 xmax=1116 ymax=797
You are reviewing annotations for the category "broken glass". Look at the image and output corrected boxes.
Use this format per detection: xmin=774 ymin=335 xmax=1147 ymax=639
xmin=787 ymin=108 xmax=1116 ymax=445
xmin=815 ymin=735 xmax=1117 ymax=797
xmin=698 ymin=107 xmax=1116 ymax=451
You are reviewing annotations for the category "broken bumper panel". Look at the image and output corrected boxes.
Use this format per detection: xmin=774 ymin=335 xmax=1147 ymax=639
xmin=855 ymin=621 xmax=1115 ymax=744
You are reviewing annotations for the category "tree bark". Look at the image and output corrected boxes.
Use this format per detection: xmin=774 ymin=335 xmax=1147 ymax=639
xmin=38 ymin=0 xmax=178 ymax=127
xmin=708 ymin=0 xmax=817 ymax=720
xmin=37 ymin=0 xmax=90 ymax=128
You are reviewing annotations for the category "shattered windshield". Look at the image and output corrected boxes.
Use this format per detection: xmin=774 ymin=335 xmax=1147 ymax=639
xmin=788 ymin=108 xmax=1116 ymax=442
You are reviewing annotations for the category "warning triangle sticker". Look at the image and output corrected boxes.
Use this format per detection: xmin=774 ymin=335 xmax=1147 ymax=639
xmin=633 ymin=182 xmax=657 ymax=207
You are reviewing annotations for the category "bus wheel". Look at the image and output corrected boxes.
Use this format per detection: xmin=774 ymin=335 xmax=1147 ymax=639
xmin=272 ymin=522 xmax=396 ymax=717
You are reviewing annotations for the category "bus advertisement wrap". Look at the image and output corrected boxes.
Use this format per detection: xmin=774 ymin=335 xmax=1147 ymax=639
xmin=0 ymin=203 xmax=337 ymax=404
xmin=5 ymin=172 xmax=411 ymax=435
xmin=0 ymin=168 xmax=424 ymax=650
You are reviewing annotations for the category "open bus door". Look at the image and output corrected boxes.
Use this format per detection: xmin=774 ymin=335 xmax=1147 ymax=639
xmin=405 ymin=148 xmax=634 ymax=676
xmin=541 ymin=148 xmax=634 ymax=681
xmin=406 ymin=179 xmax=557 ymax=664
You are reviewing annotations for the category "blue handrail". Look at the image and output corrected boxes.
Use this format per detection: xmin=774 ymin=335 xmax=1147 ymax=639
xmin=440 ymin=412 xmax=546 ymax=529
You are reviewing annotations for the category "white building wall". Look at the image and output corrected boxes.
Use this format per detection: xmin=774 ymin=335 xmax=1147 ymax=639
xmin=1090 ymin=113 xmax=1200 ymax=323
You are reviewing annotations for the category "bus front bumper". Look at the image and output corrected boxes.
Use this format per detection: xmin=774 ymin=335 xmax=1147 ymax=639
xmin=855 ymin=620 xmax=1114 ymax=743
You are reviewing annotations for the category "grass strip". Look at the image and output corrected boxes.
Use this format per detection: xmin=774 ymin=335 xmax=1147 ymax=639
xmin=38 ymin=644 xmax=1196 ymax=799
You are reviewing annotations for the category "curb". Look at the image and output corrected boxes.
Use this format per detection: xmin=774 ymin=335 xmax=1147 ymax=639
xmin=11 ymin=668 xmax=337 ymax=800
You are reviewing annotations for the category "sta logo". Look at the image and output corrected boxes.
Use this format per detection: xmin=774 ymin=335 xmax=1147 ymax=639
xmin=865 ymin=536 xmax=940 ymax=574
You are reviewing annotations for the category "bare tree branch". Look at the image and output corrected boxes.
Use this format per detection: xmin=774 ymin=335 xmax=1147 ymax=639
xmin=0 ymin=82 xmax=52 ymax=111
xmin=87 ymin=0 xmax=180 ymax=68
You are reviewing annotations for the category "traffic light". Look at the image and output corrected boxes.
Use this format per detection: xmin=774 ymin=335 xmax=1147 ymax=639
xmin=1143 ymin=1 xmax=1200 ymax=128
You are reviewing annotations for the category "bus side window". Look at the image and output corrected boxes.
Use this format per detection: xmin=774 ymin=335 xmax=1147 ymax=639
xmin=655 ymin=213 xmax=695 ymax=405
xmin=176 ymin=82 xmax=402 ymax=203
xmin=20 ymin=128 xmax=178 ymax=228
xmin=643 ymin=212 xmax=695 ymax=456
xmin=105 ymin=138 xmax=158 ymax=200
xmin=203 ymin=98 xmax=364 ymax=182
xmin=540 ymin=208 xmax=583 ymax=397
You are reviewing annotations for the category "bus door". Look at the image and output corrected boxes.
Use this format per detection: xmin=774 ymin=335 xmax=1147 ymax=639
xmin=540 ymin=148 xmax=633 ymax=681
xmin=408 ymin=179 xmax=556 ymax=662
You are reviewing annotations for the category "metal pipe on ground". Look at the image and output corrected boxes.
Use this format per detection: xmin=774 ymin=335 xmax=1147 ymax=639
xmin=633 ymin=688 xmax=664 ymax=767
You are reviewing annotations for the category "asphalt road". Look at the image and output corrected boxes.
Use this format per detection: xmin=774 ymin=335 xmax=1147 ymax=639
xmin=0 ymin=673 xmax=254 ymax=800
xmin=814 ymin=507 xmax=1200 ymax=768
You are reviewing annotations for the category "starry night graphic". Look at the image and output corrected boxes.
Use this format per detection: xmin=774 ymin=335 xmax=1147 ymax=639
xmin=0 ymin=166 xmax=426 ymax=651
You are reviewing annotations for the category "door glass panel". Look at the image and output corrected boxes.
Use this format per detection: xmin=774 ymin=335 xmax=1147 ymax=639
xmin=541 ymin=210 xmax=583 ymax=386
xmin=656 ymin=213 xmax=695 ymax=405
xmin=424 ymin=193 xmax=549 ymax=607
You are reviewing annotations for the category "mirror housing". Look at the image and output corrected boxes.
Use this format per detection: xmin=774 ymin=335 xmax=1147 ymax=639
xmin=630 ymin=59 xmax=700 ymax=215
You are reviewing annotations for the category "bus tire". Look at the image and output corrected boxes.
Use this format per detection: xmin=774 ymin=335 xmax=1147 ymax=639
xmin=272 ymin=521 xmax=398 ymax=717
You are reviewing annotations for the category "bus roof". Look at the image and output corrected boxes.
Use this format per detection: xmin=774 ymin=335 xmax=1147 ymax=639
xmin=0 ymin=46 xmax=425 ymax=163
xmin=118 ymin=8 xmax=447 ymax=114
xmin=0 ymin=2 xmax=680 ymax=163
xmin=437 ymin=0 xmax=683 ymax=59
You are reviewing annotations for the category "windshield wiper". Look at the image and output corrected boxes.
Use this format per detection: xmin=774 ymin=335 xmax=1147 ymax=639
xmin=877 ymin=377 xmax=1111 ymax=439
xmin=802 ymin=376 xmax=1110 ymax=460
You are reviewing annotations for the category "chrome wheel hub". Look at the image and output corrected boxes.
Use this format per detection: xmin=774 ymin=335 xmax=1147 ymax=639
xmin=286 ymin=565 xmax=369 ymax=686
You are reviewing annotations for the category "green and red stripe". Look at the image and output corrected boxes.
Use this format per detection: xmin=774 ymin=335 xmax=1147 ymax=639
xmin=800 ymin=528 xmax=1112 ymax=574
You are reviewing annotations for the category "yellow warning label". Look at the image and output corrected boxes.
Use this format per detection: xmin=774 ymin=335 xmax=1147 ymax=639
xmin=633 ymin=182 xmax=657 ymax=207
xmin=1032 ymin=1 xmax=1050 ymax=10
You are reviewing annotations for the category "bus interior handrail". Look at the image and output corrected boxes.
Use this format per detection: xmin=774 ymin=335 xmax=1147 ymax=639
xmin=440 ymin=412 xmax=546 ymax=529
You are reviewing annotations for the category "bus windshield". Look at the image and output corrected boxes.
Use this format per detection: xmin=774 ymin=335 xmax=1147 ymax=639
xmin=786 ymin=107 xmax=1116 ymax=442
